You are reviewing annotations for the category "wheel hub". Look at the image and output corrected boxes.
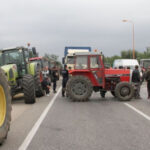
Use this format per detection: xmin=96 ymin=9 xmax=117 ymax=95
xmin=120 ymin=86 xmax=130 ymax=96
xmin=72 ymin=82 xmax=86 ymax=95
xmin=0 ymin=85 xmax=6 ymax=127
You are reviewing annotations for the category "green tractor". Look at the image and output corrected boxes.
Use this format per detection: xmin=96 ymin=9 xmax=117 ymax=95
xmin=0 ymin=47 xmax=44 ymax=104
xmin=0 ymin=67 xmax=11 ymax=145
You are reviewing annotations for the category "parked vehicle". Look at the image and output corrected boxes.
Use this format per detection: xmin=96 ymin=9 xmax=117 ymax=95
xmin=0 ymin=67 xmax=11 ymax=145
xmin=140 ymin=59 xmax=150 ymax=72
xmin=67 ymin=52 xmax=134 ymax=101
xmin=113 ymin=59 xmax=140 ymax=70
xmin=0 ymin=46 xmax=44 ymax=103
xmin=113 ymin=59 xmax=143 ymax=82
xmin=30 ymin=57 xmax=60 ymax=81
xmin=63 ymin=46 xmax=91 ymax=70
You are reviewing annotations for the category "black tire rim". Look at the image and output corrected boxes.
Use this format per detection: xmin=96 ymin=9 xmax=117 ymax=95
xmin=120 ymin=86 xmax=130 ymax=96
xmin=71 ymin=81 xmax=87 ymax=95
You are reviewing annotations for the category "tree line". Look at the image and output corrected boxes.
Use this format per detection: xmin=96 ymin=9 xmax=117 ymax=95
xmin=104 ymin=48 xmax=150 ymax=66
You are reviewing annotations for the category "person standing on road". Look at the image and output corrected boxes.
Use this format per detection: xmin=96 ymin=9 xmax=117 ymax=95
xmin=42 ymin=67 xmax=49 ymax=78
xmin=51 ymin=66 xmax=58 ymax=93
xmin=145 ymin=67 xmax=150 ymax=99
xmin=42 ymin=77 xmax=51 ymax=96
xmin=61 ymin=65 xmax=69 ymax=97
xmin=131 ymin=65 xmax=141 ymax=99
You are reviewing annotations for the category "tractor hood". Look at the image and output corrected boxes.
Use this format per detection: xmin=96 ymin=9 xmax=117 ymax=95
xmin=105 ymin=68 xmax=131 ymax=82
xmin=1 ymin=64 xmax=16 ymax=71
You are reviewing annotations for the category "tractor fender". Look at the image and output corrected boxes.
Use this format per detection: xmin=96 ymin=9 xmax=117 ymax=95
xmin=1 ymin=64 xmax=18 ymax=85
xmin=28 ymin=62 xmax=37 ymax=76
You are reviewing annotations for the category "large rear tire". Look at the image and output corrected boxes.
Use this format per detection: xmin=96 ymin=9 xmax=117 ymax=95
xmin=115 ymin=82 xmax=134 ymax=101
xmin=67 ymin=76 xmax=93 ymax=101
xmin=35 ymin=71 xmax=44 ymax=97
xmin=0 ymin=68 xmax=11 ymax=145
xmin=23 ymin=75 xmax=36 ymax=104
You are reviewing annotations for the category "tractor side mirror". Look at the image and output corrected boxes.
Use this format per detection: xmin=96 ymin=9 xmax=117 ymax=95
xmin=32 ymin=47 xmax=37 ymax=55
xmin=62 ymin=57 xmax=65 ymax=64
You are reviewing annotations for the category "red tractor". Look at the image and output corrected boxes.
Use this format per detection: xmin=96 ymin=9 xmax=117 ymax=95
xmin=29 ymin=57 xmax=48 ymax=97
xmin=29 ymin=57 xmax=60 ymax=80
xmin=66 ymin=52 xmax=134 ymax=101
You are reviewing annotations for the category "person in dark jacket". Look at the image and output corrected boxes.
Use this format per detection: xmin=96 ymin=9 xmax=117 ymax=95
xmin=42 ymin=77 xmax=51 ymax=96
xmin=61 ymin=65 xmax=69 ymax=97
xmin=131 ymin=65 xmax=141 ymax=99
xmin=51 ymin=66 xmax=58 ymax=93
xmin=145 ymin=67 xmax=150 ymax=99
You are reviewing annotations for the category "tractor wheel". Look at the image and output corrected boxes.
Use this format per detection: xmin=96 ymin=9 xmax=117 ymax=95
xmin=100 ymin=90 xmax=106 ymax=98
xmin=23 ymin=75 xmax=36 ymax=104
xmin=115 ymin=82 xmax=134 ymax=101
xmin=67 ymin=76 xmax=93 ymax=101
xmin=35 ymin=71 xmax=44 ymax=97
xmin=0 ymin=68 xmax=11 ymax=145
xmin=111 ymin=91 xmax=116 ymax=97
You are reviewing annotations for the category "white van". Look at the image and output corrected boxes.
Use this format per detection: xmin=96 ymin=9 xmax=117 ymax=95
xmin=113 ymin=59 xmax=142 ymax=82
xmin=113 ymin=59 xmax=140 ymax=70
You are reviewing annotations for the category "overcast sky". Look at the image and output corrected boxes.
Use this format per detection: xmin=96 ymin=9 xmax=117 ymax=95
xmin=0 ymin=0 xmax=150 ymax=58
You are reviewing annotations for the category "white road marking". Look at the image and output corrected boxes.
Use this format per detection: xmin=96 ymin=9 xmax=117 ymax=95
xmin=18 ymin=87 xmax=62 ymax=150
xmin=124 ymin=102 xmax=150 ymax=121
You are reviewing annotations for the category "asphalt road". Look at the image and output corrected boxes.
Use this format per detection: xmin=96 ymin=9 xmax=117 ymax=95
xmin=1 ymin=82 xmax=150 ymax=150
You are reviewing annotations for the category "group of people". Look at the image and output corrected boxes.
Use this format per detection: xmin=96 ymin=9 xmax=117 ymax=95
xmin=42 ymin=64 xmax=150 ymax=99
xmin=41 ymin=65 xmax=69 ymax=97
xmin=132 ymin=65 xmax=150 ymax=99
xmin=42 ymin=66 xmax=59 ymax=96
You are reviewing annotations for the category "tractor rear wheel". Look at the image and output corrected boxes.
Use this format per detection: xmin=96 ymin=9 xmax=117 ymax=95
xmin=35 ymin=71 xmax=44 ymax=97
xmin=115 ymin=82 xmax=134 ymax=101
xmin=23 ymin=75 xmax=36 ymax=104
xmin=0 ymin=68 xmax=11 ymax=145
xmin=67 ymin=76 xmax=93 ymax=101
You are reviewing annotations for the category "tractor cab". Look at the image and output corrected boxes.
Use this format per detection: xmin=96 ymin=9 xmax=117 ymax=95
xmin=70 ymin=52 xmax=105 ymax=88
xmin=0 ymin=47 xmax=30 ymax=76
xmin=29 ymin=57 xmax=50 ymax=71
xmin=29 ymin=57 xmax=44 ymax=70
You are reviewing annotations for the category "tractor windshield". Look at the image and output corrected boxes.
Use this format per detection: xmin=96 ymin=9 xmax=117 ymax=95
xmin=75 ymin=56 xmax=88 ymax=69
xmin=90 ymin=56 xmax=99 ymax=68
xmin=30 ymin=59 xmax=44 ymax=70
xmin=1 ymin=49 xmax=24 ymax=66
xmin=67 ymin=56 xmax=75 ymax=64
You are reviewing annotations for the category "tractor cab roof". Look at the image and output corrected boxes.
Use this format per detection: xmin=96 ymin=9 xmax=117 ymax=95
xmin=0 ymin=46 xmax=27 ymax=52
xmin=73 ymin=52 xmax=103 ymax=56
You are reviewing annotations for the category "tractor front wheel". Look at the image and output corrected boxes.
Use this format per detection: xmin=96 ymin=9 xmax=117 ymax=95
xmin=0 ymin=68 xmax=11 ymax=145
xmin=115 ymin=82 xmax=134 ymax=101
xmin=23 ymin=75 xmax=36 ymax=104
xmin=67 ymin=76 xmax=93 ymax=101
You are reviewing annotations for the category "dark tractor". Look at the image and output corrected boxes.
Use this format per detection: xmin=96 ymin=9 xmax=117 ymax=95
xmin=67 ymin=52 xmax=134 ymax=101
